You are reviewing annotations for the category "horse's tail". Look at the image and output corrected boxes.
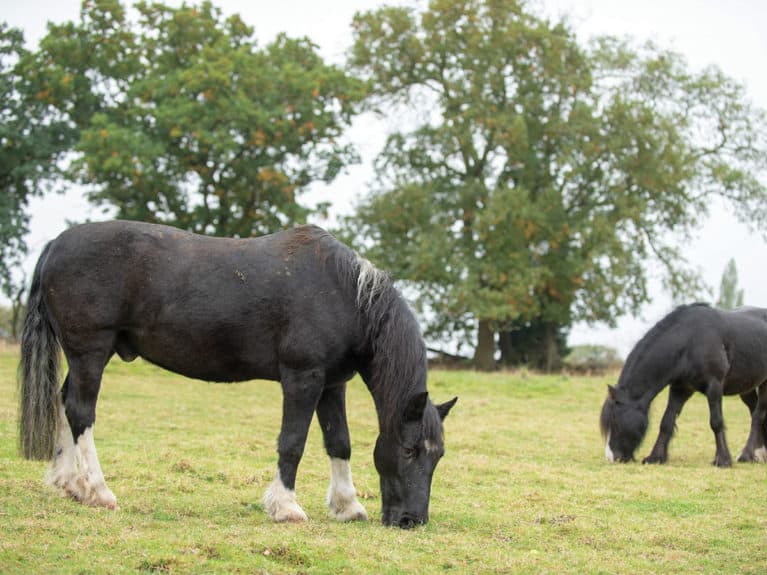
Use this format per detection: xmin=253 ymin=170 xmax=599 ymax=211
xmin=18 ymin=241 xmax=61 ymax=460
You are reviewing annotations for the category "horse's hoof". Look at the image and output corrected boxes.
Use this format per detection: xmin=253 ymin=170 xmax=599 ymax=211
xmin=98 ymin=493 xmax=119 ymax=510
xmin=48 ymin=473 xmax=84 ymax=502
xmin=739 ymin=446 xmax=767 ymax=463
xmin=642 ymin=455 xmax=665 ymax=465
xmin=713 ymin=458 xmax=732 ymax=468
xmin=737 ymin=452 xmax=753 ymax=463
xmin=329 ymin=499 xmax=368 ymax=522
xmin=263 ymin=476 xmax=307 ymax=523
xmin=271 ymin=505 xmax=308 ymax=523
xmin=84 ymin=486 xmax=118 ymax=509
xmin=98 ymin=500 xmax=119 ymax=511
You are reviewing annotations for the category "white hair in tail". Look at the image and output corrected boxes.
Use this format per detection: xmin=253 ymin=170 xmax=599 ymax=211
xmin=356 ymin=255 xmax=389 ymax=313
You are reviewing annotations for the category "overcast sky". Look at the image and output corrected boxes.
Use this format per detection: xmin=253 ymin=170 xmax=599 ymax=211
xmin=3 ymin=0 xmax=766 ymax=356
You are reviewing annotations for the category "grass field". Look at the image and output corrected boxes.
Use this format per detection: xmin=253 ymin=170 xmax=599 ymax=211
xmin=1 ymin=348 xmax=766 ymax=574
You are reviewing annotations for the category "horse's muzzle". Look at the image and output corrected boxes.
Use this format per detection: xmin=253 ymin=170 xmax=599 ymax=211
xmin=382 ymin=511 xmax=428 ymax=529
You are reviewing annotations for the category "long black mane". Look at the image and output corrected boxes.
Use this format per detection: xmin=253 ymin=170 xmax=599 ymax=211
xmin=601 ymin=303 xmax=710 ymax=438
xmin=617 ymin=302 xmax=710 ymax=389
xmin=319 ymin=231 xmax=428 ymax=436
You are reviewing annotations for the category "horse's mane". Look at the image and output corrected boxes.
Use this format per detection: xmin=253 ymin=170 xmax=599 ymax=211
xmin=351 ymin=256 xmax=427 ymax=435
xmin=317 ymin=228 xmax=427 ymax=435
xmin=618 ymin=302 xmax=710 ymax=388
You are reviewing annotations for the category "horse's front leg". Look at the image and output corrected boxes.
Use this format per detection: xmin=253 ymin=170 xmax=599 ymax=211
xmin=705 ymin=380 xmax=732 ymax=467
xmin=737 ymin=383 xmax=767 ymax=463
xmin=316 ymin=381 xmax=368 ymax=522
xmin=643 ymin=385 xmax=693 ymax=464
xmin=263 ymin=366 xmax=324 ymax=522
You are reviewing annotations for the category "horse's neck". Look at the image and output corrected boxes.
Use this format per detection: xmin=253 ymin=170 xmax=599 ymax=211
xmin=359 ymin=348 xmax=427 ymax=435
xmin=357 ymin=364 xmax=385 ymax=410
xmin=620 ymin=365 xmax=669 ymax=406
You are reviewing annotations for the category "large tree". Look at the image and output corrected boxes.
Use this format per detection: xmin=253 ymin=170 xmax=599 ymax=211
xmin=0 ymin=24 xmax=76 ymax=336
xmin=21 ymin=0 xmax=365 ymax=236
xmin=344 ymin=0 xmax=767 ymax=370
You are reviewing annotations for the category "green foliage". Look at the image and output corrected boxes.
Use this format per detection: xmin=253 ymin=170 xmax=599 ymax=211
xmin=20 ymin=0 xmax=366 ymax=236
xmin=0 ymin=24 xmax=76 ymax=301
xmin=2 ymin=350 xmax=767 ymax=573
xmin=343 ymin=0 xmax=767 ymax=367
xmin=716 ymin=258 xmax=744 ymax=310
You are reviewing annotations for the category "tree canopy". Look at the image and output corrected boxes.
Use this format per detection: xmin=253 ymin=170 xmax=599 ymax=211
xmin=0 ymin=23 xmax=76 ymax=320
xmin=17 ymin=0 xmax=365 ymax=237
xmin=343 ymin=0 xmax=767 ymax=369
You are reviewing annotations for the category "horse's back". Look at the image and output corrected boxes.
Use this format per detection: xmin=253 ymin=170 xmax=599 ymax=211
xmin=40 ymin=221 xmax=362 ymax=382
xmin=670 ymin=306 xmax=767 ymax=392
xmin=621 ymin=304 xmax=767 ymax=394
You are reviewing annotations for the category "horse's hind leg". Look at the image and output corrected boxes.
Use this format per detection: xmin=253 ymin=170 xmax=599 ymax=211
xmin=737 ymin=384 xmax=767 ymax=463
xmin=64 ymin=350 xmax=118 ymax=509
xmin=46 ymin=375 xmax=84 ymax=501
xmin=263 ymin=366 xmax=324 ymax=522
xmin=316 ymin=381 xmax=367 ymax=522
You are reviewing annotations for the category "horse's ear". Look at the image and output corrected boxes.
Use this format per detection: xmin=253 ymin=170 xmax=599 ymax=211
xmin=404 ymin=391 xmax=429 ymax=422
xmin=436 ymin=397 xmax=458 ymax=421
xmin=607 ymin=384 xmax=617 ymax=400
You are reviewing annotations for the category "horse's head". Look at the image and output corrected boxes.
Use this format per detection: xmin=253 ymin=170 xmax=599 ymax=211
xmin=600 ymin=385 xmax=648 ymax=463
xmin=374 ymin=392 xmax=457 ymax=528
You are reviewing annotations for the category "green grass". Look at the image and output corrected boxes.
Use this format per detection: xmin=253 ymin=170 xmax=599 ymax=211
xmin=1 ymin=349 xmax=766 ymax=574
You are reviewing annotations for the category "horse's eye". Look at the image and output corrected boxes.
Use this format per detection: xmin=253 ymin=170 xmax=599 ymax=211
xmin=403 ymin=447 xmax=417 ymax=459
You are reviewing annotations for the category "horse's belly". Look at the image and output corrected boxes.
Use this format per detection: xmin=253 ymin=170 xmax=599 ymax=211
xmin=124 ymin=328 xmax=281 ymax=383
xmin=723 ymin=357 xmax=767 ymax=395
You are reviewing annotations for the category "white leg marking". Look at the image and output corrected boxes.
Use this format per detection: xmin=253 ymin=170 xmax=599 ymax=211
xmin=605 ymin=432 xmax=615 ymax=463
xmin=46 ymin=400 xmax=83 ymax=501
xmin=754 ymin=446 xmax=767 ymax=462
xmin=75 ymin=426 xmax=118 ymax=509
xmin=263 ymin=471 xmax=307 ymax=522
xmin=326 ymin=458 xmax=368 ymax=522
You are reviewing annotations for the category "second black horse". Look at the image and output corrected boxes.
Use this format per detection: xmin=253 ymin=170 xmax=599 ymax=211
xmin=601 ymin=303 xmax=767 ymax=466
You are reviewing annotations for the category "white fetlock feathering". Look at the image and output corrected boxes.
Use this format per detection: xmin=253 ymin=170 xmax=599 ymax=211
xmin=75 ymin=426 xmax=118 ymax=509
xmin=326 ymin=458 xmax=368 ymax=522
xmin=263 ymin=472 xmax=308 ymax=522
xmin=46 ymin=400 xmax=83 ymax=501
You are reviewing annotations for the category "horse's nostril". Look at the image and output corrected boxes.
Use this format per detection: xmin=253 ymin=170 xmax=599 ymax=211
xmin=398 ymin=516 xmax=416 ymax=529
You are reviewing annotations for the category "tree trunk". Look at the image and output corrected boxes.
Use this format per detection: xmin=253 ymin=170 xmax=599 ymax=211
xmin=473 ymin=318 xmax=497 ymax=371
xmin=543 ymin=322 xmax=558 ymax=373
xmin=498 ymin=330 xmax=513 ymax=367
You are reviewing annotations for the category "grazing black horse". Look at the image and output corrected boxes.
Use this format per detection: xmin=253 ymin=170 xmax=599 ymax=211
xmin=18 ymin=220 xmax=457 ymax=528
xmin=600 ymin=303 xmax=767 ymax=466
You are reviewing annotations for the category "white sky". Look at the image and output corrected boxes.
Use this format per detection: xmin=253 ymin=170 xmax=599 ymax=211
xmin=3 ymin=0 xmax=766 ymax=357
